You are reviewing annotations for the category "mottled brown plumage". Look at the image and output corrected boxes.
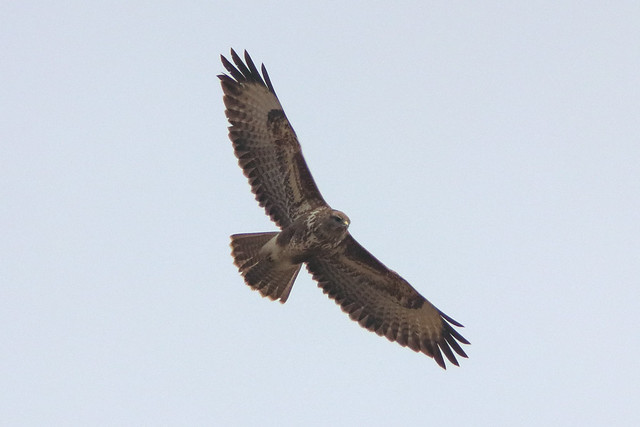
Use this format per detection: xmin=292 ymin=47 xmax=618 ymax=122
xmin=220 ymin=49 xmax=469 ymax=369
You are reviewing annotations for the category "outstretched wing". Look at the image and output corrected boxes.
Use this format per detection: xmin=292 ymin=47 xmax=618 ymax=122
xmin=219 ymin=49 xmax=327 ymax=228
xmin=306 ymin=235 xmax=470 ymax=369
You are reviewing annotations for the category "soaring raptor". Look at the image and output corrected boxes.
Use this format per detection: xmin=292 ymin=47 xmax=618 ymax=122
xmin=219 ymin=50 xmax=469 ymax=369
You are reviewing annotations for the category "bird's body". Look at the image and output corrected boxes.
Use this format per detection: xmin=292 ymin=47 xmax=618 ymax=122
xmin=275 ymin=207 xmax=351 ymax=263
xmin=231 ymin=207 xmax=350 ymax=302
xmin=220 ymin=50 xmax=470 ymax=369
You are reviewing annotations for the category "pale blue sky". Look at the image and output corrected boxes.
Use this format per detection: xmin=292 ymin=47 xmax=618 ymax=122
xmin=2 ymin=1 xmax=639 ymax=425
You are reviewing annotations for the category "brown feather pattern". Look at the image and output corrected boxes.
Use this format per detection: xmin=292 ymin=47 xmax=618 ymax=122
xmin=230 ymin=232 xmax=301 ymax=303
xmin=222 ymin=50 xmax=470 ymax=369
xmin=306 ymin=236 xmax=469 ymax=369
xmin=219 ymin=49 xmax=326 ymax=228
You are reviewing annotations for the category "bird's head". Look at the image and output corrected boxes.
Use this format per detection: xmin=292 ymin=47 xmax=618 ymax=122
xmin=325 ymin=209 xmax=350 ymax=232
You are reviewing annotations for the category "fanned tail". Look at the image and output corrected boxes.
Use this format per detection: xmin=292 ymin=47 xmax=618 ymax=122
xmin=230 ymin=232 xmax=301 ymax=303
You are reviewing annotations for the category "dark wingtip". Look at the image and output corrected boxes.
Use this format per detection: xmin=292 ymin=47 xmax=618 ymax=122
xmin=440 ymin=310 xmax=464 ymax=328
xmin=434 ymin=352 xmax=446 ymax=370
xmin=261 ymin=63 xmax=276 ymax=94
xmin=230 ymin=48 xmax=242 ymax=67
xmin=444 ymin=333 xmax=469 ymax=359
xmin=219 ymin=49 xmax=276 ymax=95
xmin=439 ymin=339 xmax=460 ymax=366
xmin=243 ymin=50 xmax=259 ymax=74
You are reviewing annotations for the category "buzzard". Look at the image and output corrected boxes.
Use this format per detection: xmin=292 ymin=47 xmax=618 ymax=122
xmin=219 ymin=50 xmax=469 ymax=369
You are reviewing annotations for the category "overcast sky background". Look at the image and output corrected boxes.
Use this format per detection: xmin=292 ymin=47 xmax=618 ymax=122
xmin=2 ymin=1 xmax=639 ymax=425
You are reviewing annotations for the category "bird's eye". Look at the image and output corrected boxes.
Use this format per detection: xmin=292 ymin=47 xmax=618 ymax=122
xmin=332 ymin=215 xmax=342 ymax=222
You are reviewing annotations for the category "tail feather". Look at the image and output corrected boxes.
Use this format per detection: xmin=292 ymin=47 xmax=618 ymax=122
xmin=230 ymin=232 xmax=301 ymax=303
xmin=230 ymin=232 xmax=276 ymax=268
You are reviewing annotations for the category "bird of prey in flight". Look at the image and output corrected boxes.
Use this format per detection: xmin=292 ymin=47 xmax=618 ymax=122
xmin=219 ymin=50 xmax=469 ymax=369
